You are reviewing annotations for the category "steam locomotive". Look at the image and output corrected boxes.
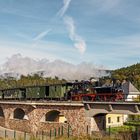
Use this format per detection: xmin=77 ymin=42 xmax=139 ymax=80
xmin=65 ymin=81 xmax=124 ymax=101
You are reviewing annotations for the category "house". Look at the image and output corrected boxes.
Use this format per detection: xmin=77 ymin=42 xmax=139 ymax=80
xmin=122 ymin=80 xmax=140 ymax=101
xmin=106 ymin=114 xmax=124 ymax=128
xmin=106 ymin=81 xmax=140 ymax=127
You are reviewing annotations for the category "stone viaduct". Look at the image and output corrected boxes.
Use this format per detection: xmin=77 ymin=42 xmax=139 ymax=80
xmin=0 ymin=101 xmax=140 ymax=136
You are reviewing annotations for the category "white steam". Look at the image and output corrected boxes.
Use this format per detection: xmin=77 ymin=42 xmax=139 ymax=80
xmin=0 ymin=54 xmax=109 ymax=80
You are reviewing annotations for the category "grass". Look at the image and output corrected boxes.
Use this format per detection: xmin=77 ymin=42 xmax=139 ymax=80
xmin=106 ymin=125 xmax=136 ymax=134
xmin=0 ymin=133 xmax=134 ymax=140
xmin=0 ymin=136 xmax=125 ymax=140
xmin=124 ymin=121 xmax=140 ymax=126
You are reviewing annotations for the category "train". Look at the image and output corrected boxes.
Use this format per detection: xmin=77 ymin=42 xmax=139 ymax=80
xmin=0 ymin=80 xmax=124 ymax=102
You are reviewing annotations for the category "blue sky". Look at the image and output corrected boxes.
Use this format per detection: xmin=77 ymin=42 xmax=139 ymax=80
xmin=0 ymin=0 xmax=140 ymax=69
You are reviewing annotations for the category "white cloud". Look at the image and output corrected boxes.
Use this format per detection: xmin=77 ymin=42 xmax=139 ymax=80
xmin=0 ymin=38 xmax=81 ymax=65
xmin=0 ymin=40 xmax=58 ymax=63
xmin=64 ymin=16 xmax=86 ymax=54
xmin=57 ymin=0 xmax=72 ymax=17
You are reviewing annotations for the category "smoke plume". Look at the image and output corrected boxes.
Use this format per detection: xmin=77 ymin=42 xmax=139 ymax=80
xmin=0 ymin=54 xmax=109 ymax=80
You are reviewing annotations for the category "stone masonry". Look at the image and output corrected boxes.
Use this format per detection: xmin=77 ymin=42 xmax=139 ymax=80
xmin=0 ymin=102 xmax=90 ymax=136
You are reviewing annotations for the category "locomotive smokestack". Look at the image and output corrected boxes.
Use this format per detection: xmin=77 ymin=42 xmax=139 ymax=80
xmin=112 ymin=78 xmax=116 ymax=87
xmin=90 ymin=77 xmax=99 ymax=87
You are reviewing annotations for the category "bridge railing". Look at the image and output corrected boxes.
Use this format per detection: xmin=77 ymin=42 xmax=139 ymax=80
xmin=122 ymin=93 xmax=140 ymax=102
xmin=0 ymin=125 xmax=72 ymax=140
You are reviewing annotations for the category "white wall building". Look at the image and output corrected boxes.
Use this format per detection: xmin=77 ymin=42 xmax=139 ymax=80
xmin=122 ymin=81 xmax=140 ymax=101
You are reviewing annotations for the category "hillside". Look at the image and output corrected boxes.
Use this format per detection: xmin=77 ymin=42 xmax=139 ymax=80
xmin=111 ymin=63 xmax=140 ymax=90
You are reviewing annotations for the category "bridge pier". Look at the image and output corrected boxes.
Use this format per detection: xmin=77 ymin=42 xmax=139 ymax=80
xmin=86 ymin=114 xmax=106 ymax=135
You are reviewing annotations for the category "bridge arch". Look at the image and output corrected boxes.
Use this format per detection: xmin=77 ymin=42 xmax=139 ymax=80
xmin=0 ymin=107 xmax=4 ymax=117
xmin=94 ymin=113 xmax=106 ymax=129
xmin=14 ymin=108 xmax=25 ymax=120
xmin=45 ymin=110 xmax=67 ymax=123
xmin=45 ymin=110 xmax=60 ymax=122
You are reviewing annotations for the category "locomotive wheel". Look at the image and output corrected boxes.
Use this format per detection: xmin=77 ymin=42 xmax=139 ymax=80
xmin=82 ymin=96 xmax=91 ymax=101
xmin=110 ymin=97 xmax=115 ymax=102
xmin=95 ymin=96 xmax=100 ymax=101
xmin=82 ymin=96 xmax=88 ymax=101
xmin=103 ymin=96 xmax=107 ymax=101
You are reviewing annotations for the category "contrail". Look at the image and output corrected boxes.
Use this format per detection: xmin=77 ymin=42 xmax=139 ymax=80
xmin=33 ymin=29 xmax=51 ymax=41
xmin=64 ymin=16 xmax=86 ymax=54
xmin=57 ymin=0 xmax=72 ymax=17
xmin=57 ymin=0 xmax=86 ymax=54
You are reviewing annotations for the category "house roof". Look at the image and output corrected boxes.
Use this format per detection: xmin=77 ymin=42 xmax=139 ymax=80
xmin=122 ymin=81 xmax=140 ymax=94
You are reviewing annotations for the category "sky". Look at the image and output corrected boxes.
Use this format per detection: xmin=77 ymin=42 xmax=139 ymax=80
xmin=0 ymin=0 xmax=140 ymax=69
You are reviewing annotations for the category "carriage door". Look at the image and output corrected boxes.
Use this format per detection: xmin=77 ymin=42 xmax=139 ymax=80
xmin=20 ymin=88 xmax=26 ymax=99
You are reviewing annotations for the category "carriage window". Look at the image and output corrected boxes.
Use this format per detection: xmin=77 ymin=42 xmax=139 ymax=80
xmin=55 ymin=86 xmax=56 ymax=91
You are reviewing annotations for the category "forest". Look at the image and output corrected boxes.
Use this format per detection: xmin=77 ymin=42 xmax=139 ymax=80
xmin=0 ymin=74 xmax=66 ymax=90
xmin=111 ymin=63 xmax=140 ymax=90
